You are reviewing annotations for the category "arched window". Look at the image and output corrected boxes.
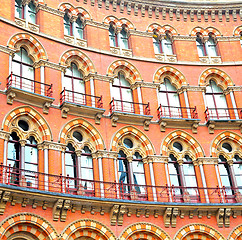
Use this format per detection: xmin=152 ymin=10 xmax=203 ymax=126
xmin=162 ymin=32 xmax=173 ymax=55
xmin=74 ymin=17 xmax=84 ymax=39
xmin=153 ymin=31 xmax=162 ymax=54
xmin=109 ymin=24 xmax=118 ymax=47
xmin=12 ymin=47 xmax=34 ymax=92
xmin=205 ymin=80 xmax=228 ymax=119
xmin=63 ymin=62 xmax=85 ymax=104
xmin=15 ymin=0 xmax=36 ymax=24
xmin=64 ymin=12 xmax=72 ymax=36
xmin=205 ymin=34 xmax=218 ymax=57
xmin=196 ymin=34 xmax=206 ymax=57
xmin=119 ymin=26 xmax=129 ymax=49
xmin=112 ymin=72 xmax=133 ymax=113
xmin=159 ymin=78 xmax=181 ymax=118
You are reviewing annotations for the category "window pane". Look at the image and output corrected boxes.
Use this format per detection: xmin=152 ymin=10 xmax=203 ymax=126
xmin=153 ymin=37 xmax=162 ymax=54
xmin=76 ymin=18 xmax=83 ymax=39
xmin=25 ymin=145 xmax=38 ymax=164
xmin=28 ymin=2 xmax=36 ymax=24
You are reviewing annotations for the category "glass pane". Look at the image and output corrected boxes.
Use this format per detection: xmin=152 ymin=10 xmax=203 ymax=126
xmin=25 ymin=163 xmax=37 ymax=172
xmin=196 ymin=38 xmax=205 ymax=57
xmin=206 ymin=37 xmax=217 ymax=57
xmin=8 ymin=142 xmax=17 ymax=160
xmin=81 ymin=168 xmax=93 ymax=180
xmin=162 ymin=37 xmax=173 ymax=55
xmin=22 ymin=65 xmax=34 ymax=80
xmin=28 ymin=2 xmax=36 ymax=24
xmin=76 ymin=18 xmax=83 ymax=39
xmin=66 ymin=165 xmax=75 ymax=178
xmin=25 ymin=145 xmax=38 ymax=164
xmin=205 ymin=94 xmax=216 ymax=108
xmin=111 ymin=86 xmax=121 ymax=100
xmin=120 ymin=74 xmax=130 ymax=87
xmin=15 ymin=0 xmax=22 ymax=18
xmin=65 ymin=153 xmax=75 ymax=166
xmin=81 ymin=155 xmax=93 ymax=168
xmin=153 ymin=37 xmax=162 ymax=54
xmin=22 ymin=48 xmax=33 ymax=64
xmin=165 ymin=79 xmax=177 ymax=91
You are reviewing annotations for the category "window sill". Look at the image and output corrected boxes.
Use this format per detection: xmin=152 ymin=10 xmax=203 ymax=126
xmin=64 ymin=35 xmax=87 ymax=47
xmin=15 ymin=17 xmax=39 ymax=33
xmin=6 ymin=87 xmax=54 ymax=114
xmin=155 ymin=53 xmax=177 ymax=63
xmin=199 ymin=56 xmax=222 ymax=64
xmin=110 ymin=46 xmax=133 ymax=57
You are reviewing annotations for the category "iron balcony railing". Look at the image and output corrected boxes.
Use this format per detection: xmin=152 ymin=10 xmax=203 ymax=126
xmin=0 ymin=165 xmax=241 ymax=203
xmin=205 ymin=107 xmax=242 ymax=121
xmin=7 ymin=73 xmax=53 ymax=97
xmin=157 ymin=105 xmax=198 ymax=119
xmin=60 ymin=88 xmax=103 ymax=108
xmin=110 ymin=98 xmax=150 ymax=115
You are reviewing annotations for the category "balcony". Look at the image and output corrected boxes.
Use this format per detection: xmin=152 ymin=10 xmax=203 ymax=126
xmin=60 ymin=88 xmax=105 ymax=124
xmin=204 ymin=107 xmax=242 ymax=133
xmin=157 ymin=105 xmax=200 ymax=133
xmin=109 ymin=98 xmax=153 ymax=130
xmin=6 ymin=73 xmax=54 ymax=114
xmin=1 ymin=165 xmax=241 ymax=204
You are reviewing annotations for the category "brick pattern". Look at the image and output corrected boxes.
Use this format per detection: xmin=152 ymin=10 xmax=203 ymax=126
xmin=104 ymin=16 xmax=134 ymax=30
xmin=60 ymin=49 xmax=95 ymax=74
xmin=154 ymin=66 xmax=187 ymax=88
xmin=199 ymin=68 xmax=233 ymax=88
xmin=162 ymin=130 xmax=203 ymax=158
xmin=190 ymin=27 xmax=221 ymax=37
xmin=147 ymin=24 xmax=178 ymax=35
xmin=8 ymin=33 xmax=47 ymax=61
xmin=61 ymin=219 xmax=116 ymax=240
xmin=174 ymin=224 xmax=225 ymax=240
xmin=234 ymin=26 xmax=242 ymax=36
xmin=59 ymin=118 xmax=104 ymax=150
xmin=111 ymin=126 xmax=154 ymax=156
xmin=119 ymin=222 xmax=170 ymax=240
xmin=59 ymin=3 xmax=91 ymax=20
xmin=211 ymin=131 xmax=242 ymax=157
xmin=3 ymin=106 xmax=52 ymax=141
xmin=107 ymin=60 xmax=141 ymax=84
xmin=228 ymin=225 xmax=242 ymax=240
xmin=0 ymin=213 xmax=58 ymax=240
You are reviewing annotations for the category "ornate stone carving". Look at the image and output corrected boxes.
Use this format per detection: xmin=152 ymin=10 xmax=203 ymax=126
xmin=164 ymin=207 xmax=172 ymax=227
xmin=110 ymin=204 xmax=119 ymax=225
xmin=0 ymin=191 xmax=11 ymax=215
xmin=53 ymin=199 xmax=63 ymax=221
xmin=7 ymin=92 xmax=16 ymax=105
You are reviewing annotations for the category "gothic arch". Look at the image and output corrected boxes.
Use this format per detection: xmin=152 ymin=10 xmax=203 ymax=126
xmin=190 ymin=26 xmax=222 ymax=37
xmin=0 ymin=213 xmax=58 ymax=240
xmin=147 ymin=24 xmax=178 ymax=35
xmin=60 ymin=219 xmax=116 ymax=240
xmin=161 ymin=130 xmax=204 ymax=158
xmin=110 ymin=126 xmax=155 ymax=156
xmin=119 ymin=222 xmax=170 ymax=240
xmin=59 ymin=49 xmax=95 ymax=76
xmin=228 ymin=224 xmax=242 ymax=240
xmin=2 ymin=106 xmax=52 ymax=142
xmin=58 ymin=3 xmax=91 ymax=19
xmin=107 ymin=60 xmax=142 ymax=84
xmin=59 ymin=118 xmax=105 ymax=151
xmin=210 ymin=131 xmax=242 ymax=157
xmin=104 ymin=16 xmax=134 ymax=30
xmin=7 ymin=33 xmax=47 ymax=61
xmin=199 ymin=68 xmax=234 ymax=89
xmin=234 ymin=26 xmax=242 ymax=36
xmin=174 ymin=223 xmax=225 ymax=240
xmin=154 ymin=66 xmax=187 ymax=89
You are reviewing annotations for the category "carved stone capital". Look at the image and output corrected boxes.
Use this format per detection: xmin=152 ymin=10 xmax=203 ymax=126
xmin=197 ymin=157 xmax=218 ymax=165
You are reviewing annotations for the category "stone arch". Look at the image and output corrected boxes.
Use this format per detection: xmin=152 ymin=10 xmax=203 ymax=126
xmin=2 ymin=106 xmax=52 ymax=142
xmin=7 ymin=33 xmax=47 ymax=61
xmin=190 ymin=27 xmax=221 ymax=37
xmin=111 ymin=126 xmax=155 ymax=156
xmin=174 ymin=223 xmax=225 ymax=240
xmin=210 ymin=131 xmax=242 ymax=158
xmin=161 ymin=130 xmax=204 ymax=158
xmin=59 ymin=118 xmax=105 ymax=151
xmin=61 ymin=219 xmax=116 ymax=240
xmin=103 ymin=15 xmax=119 ymax=26
xmin=228 ymin=224 xmax=242 ymax=240
xmin=107 ymin=60 xmax=142 ymax=84
xmin=59 ymin=3 xmax=91 ymax=19
xmin=59 ymin=49 xmax=95 ymax=76
xmin=234 ymin=26 xmax=242 ymax=36
xmin=0 ymin=213 xmax=58 ymax=240
xmin=147 ymin=24 xmax=178 ymax=35
xmin=199 ymin=68 xmax=234 ymax=89
xmin=119 ymin=222 xmax=170 ymax=240
xmin=154 ymin=66 xmax=187 ymax=89
xmin=147 ymin=23 xmax=163 ymax=35
xmin=117 ymin=18 xmax=134 ymax=30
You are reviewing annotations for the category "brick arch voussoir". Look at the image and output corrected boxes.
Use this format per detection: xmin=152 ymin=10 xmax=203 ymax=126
xmin=117 ymin=18 xmax=134 ymax=30
xmin=147 ymin=24 xmax=163 ymax=34
xmin=161 ymin=131 xmax=204 ymax=158
xmin=2 ymin=106 xmax=52 ymax=142
xmin=190 ymin=27 xmax=206 ymax=37
xmin=59 ymin=118 xmax=104 ymax=150
xmin=8 ymin=33 xmax=47 ymax=61
xmin=199 ymin=68 xmax=233 ymax=88
xmin=210 ymin=131 xmax=242 ymax=157
xmin=119 ymin=222 xmax=171 ymax=240
xmin=103 ymin=16 xmax=119 ymax=26
xmin=0 ymin=213 xmax=58 ymax=240
xmin=174 ymin=224 xmax=225 ymax=240
xmin=107 ymin=60 xmax=141 ymax=83
xmin=204 ymin=27 xmax=222 ymax=37
xmin=228 ymin=224 xmax=242 ymax=240
xmin=111 ymin=126 xmax=155 ymax=156
xmin=162 ymin=25 xmax=178 ymax=35
xmin=60 ymin=49 xmax=95 ymax=74
xmin=154 ymin=66 xmax=187 ymax=88
xmin=60 ymin=219 xmax=116 ymax=240
xmin=234 ymin=26 xmax=242 ymax=36
xmin=76 ymin=7 xmax=91 ymax=19
xmin=59 ymin=3 xmax=75 ymax=15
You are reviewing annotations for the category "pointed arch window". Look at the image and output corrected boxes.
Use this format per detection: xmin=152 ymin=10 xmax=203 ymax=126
xmin=15 ymin=0 xmax=36 ymax=24
xmin=119 ymin=26 xmax=129 ymax=49
xmin=153 ymin=32 xmax=162 ymax=54
xmin=64 ymin=12 xmax=72 ymax=36
xmin=63 ymin=62 xmax=85 ymax=105
xmin=153 ymin=32 xmax=174 ymax=55
xmin=205 ymin=80 xmax=228 ymax=119
xmin=12 ymin=47 xmax=34 ymax=92
xmin=162 ymin=32 xmax=173 ymax=55
xmin=196 ymin=34 xmax=206 ymax=57
xmin=111 ymin=72 xmax=133 ymax=113
xmin=75 ymin=17 xmax=84 ymax=39
xmin=159 ymin=78 xmax=181 ymax=118
xmin=109 ymin=24 xmax=118 ymax=47
xmin=206 ymin=34 xmax=218 ymax=57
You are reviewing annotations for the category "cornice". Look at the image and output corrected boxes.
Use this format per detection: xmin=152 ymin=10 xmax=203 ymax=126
xmin=0 ymin=45 xmax=15 ymax=55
